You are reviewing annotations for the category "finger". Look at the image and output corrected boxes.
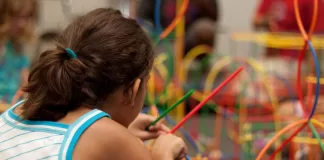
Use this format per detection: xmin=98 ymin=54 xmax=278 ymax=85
xmin=148 ymin=124 xmax=162 ymax=131
xmin=157 ymin=130 xmax=168 ymax=135
xmin=140 ymin=131 xmax=160 ymax=141
xmin=155 ymin=118 xmax=165 ymax=124
xmin=141 ymin=113 xmax=156 ymax=121
xmin=183 ymin=144 xmax=188 ymax=155
xmin=159 ymin=131 xmax=168 ymax=135
xmin=148 ymin=121 xmax=163 ymax=131
xmin=175 ymin=153 xmax=186 ymax=160
xmin=160 ymin=124 xmax=171 ymax=132
xmin=142 ymin=114 xmax=160 ymax=126
xmin=177 ymin=147 xmax=188 ymax=160
xmin=159 ymin=118 xmax=165 ymax=123
xmin=149 ymin=123 xmax=170 ymax=133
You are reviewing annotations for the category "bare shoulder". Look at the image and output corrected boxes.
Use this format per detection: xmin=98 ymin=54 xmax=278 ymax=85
xmin=73 ymin=117 xmax=152 ymax=160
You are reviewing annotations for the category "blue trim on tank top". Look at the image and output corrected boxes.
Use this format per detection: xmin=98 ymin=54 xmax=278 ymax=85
xmin=59 ymin=109 xmax=110 ymax=160
xmin=66 ymin=112 xmax=109 ymax=160
xmin=8 ymin=100 xmax=69 ymax=129
xmin=8 ymin=108 xmax=69 ymax=129
xmin=2 ymin=114 xmax=66 ymax=135
xmin=1 ymin=100 xmax=68 ymax=134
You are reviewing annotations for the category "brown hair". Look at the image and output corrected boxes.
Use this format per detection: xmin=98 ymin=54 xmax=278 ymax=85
xmin=22 ymin=8 xmax=154 ymax=121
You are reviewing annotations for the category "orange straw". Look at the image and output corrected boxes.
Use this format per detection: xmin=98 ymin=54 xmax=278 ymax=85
xmin=295 ymin=0 xmax=318 ymax=118
xmin=159 ymin=0 xmax=189 ymax=39
xmin=256 ymin=119 xmax=308 ymax=160
xmin=268 ymin=0 xmax=320 ymax=158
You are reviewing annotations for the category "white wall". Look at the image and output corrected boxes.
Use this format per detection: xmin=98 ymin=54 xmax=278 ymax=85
xmin=219 ymin=0 xmax=258 ymax=31
xmin=38 ymin=0 xmax=129 ymax=32
xmin=38 ymin=0 xmax=257 ymax=32
xmin=216 ymin=0 xmax=259 ymax=56
xmin=37 ymin=0 xmax=259 ymax=56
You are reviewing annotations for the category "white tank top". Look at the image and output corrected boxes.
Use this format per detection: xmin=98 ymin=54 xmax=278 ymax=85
xmin=0 ymin=100 xmax=110 ymax=160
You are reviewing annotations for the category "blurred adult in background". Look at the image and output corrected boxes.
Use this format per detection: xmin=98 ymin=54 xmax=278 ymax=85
xmin=252 ymin=0 xmax=324 ymax=101
xmin=137 ymin=0 xmax=219 ymax=55
xmin=0 ymin=0 xmax=37 ymax=104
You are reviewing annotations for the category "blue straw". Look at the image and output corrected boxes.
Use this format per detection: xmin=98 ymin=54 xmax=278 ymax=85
xmin=154 ymin=0 xmax=163 ymax=33
xmin=307 ymin=40 xmax=321 ymax=120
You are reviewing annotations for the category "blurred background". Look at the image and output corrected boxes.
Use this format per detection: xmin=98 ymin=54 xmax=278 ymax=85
xmin=2 ymin=0 xmax=324 ymax=159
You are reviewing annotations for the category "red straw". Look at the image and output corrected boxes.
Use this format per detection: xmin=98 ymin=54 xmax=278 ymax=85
xmin=170 ymin=66 xmax=244 ymax=133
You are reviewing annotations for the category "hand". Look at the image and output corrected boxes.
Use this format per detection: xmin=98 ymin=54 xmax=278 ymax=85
xmin=128 ymin=113 xmax=169 ymax=141
xmin=151 ymin=134 xmax=188 ymax=160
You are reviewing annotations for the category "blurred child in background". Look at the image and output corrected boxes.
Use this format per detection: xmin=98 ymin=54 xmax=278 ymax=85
xmin=0 ymin=0 xmax=37 ymax=104
xmin=137 ymin=0 xmax=219 ymax=55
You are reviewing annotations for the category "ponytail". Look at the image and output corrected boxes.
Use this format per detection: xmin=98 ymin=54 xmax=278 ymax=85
xmin=22 ymin=48 xmax=86 ymax=120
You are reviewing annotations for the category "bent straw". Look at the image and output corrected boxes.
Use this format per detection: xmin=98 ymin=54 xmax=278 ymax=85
xmin=146 ymin=89 xmax=195 ymax=130
xmin=170 ymin=66 xmax=244 ymax=133
xmin=159 ymin=0 xmax=189 ymax=40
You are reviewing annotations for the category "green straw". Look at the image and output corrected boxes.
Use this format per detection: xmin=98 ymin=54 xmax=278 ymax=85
xmin=309 ymin=121 xmax=324 ymax=152
xmin=146 ymin=89 xmax=195 ymax=130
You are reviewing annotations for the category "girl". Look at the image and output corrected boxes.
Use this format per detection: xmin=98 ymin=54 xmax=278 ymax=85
xmin=0 ymin=8 xmax=187 ymax=160
xmin=0 ymin=0 xmax=37 ymax=104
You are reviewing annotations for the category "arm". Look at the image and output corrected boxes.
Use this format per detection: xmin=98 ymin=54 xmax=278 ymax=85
xmin=73 ymin=118 xmax=153 ymax=160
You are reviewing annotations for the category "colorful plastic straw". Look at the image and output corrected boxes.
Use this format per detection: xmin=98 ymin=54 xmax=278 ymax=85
xmin=159 ymin=0 xmax=189 ymax=40
xmin=294 ymin=0 xmax=319 ymax=119
xmin=170 ymin=66 xmax=244 ymax=133
xmin=146 ymin=89 xmax=195 ymax=130
xmin=268 ymin=0 xmax=320 ymax=158
xmin=256 ymin=119 xmax=324 ymax=160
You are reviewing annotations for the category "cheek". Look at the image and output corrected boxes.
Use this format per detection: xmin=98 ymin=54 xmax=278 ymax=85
xmin=134 ymin=84 xmax=147 ymax=110
xmin=138 ymin=87 xmax=146 ymax=106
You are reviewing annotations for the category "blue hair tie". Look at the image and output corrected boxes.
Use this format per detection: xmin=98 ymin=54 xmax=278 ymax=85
xmin=65 ymin=48 xmax=77 ymax=59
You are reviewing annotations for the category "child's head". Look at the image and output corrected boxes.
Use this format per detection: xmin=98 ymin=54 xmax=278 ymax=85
xmin=22 ymin=8 xmax=154 ymax=127
xmin=0 ymin=0 xmax=37 ymax=43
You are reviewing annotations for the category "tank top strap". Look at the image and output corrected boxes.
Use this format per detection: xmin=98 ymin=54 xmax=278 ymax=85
xmin=6 ymin=99 xmax=25 ymax=112
xmin=58 ymin=109 xmax=110 ymax=160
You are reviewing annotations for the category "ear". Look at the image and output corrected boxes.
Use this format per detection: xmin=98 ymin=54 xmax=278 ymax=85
xmin=129 ymin=78 xmax=141 ymax=106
